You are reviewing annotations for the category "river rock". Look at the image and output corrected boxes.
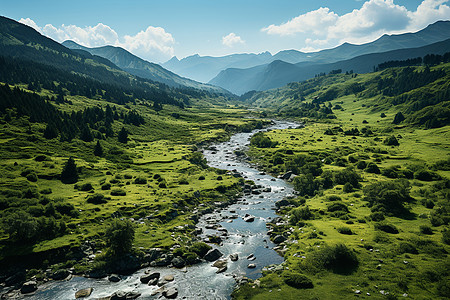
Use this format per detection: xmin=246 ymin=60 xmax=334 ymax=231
xmin=204 ymin=249 xmax=223 ymax=261
xmin=216 ymin=266 xmax=227 ymax=273
xmin=148 ymin=277 xmax=159 ymax=285
xmin=247 ymin=264 xmax=256 ymax=269
xmin=140 ymin=272 xmax=160 ymax=283
xmin=51 ymin=269 xmax=70 ymax=280
xmin=108 ymin=274 xmax=121 ymax=282
xmin=230 ymin=253 xmax=239 ymax=261
xmin=75 ymin=287 xmax=93 ymax=298
xmin=212 ymin=259 xmax=227 ymax=269
xmin=243 ymin=214 xmax=255 ymax=222
xmin=280 ymin=171 xmax=293 ymax=180
xmin=110 ymin=290 xmax=126 ymax=300
xmin=247 ymin=254 xmax=256 ymax=261
xmin=163 ymin=275 xmax=175 ymax=282
xmin=162 ymin=286 xmax=178 ymax=299
xmin=171 ymin=257 xmax=185 ymax=268
xmin=272 ymin=235 xmax=286 ymax=244
xmin=20 ymin=281 xmax=37 ymax=294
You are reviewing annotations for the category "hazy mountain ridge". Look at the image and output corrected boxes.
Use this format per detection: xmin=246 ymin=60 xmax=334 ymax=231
xmin=62 ymin=40 xmax=229 ymax=95
xmin=210 ymin=38 xmax=450 ymax=95
xmin=163 ymin=21 xmax=450 ymax=84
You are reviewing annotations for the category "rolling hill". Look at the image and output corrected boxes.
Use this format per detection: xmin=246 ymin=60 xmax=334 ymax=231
xmin=62 ymin=40 xmax=229 ymax=94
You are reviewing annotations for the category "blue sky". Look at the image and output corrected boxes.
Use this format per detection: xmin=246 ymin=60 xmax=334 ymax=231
xmin=1 ymin=0 xmax=448 ymax=63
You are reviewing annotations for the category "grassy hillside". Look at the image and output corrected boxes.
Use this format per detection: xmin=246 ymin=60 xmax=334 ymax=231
xmin=233 ymin=65 xmax=449 ymax=299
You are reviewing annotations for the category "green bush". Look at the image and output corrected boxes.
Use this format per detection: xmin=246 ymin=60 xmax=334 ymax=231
xmin=283 ymin=271 xmax=314 ymax=289
xmin=414 ymin=170 xmax=441 ymax=181
xmin=442 ymin=229 xmax=450 ymax=245
xmin=374 ymin=222 xmax=399 ymax=234
xmin=384 ymin=135 xmax=399 ymax=146
xmin=364 ymin=180 xmax=411 ymax=214
xmin=60 ymin=157 xmax=78 ymax=184
xmin=327 ymin=195 xmax=341 ymax=201
xmin=26 ymin=173 xmax=38 ymax=182
xmin=105 ymin=219 xmax=135 ymax=255
xmin=111 ymin=189 xmax=126 ymax=196
xmin=337 ymin=227 xmax=353 ymax=235
xmin=370 ymin=211 xmax=385 ymax=221
xmin=290 ymin=206 xmax=313 ymax=224
xmin=343 ymin=182 xmax=354 ymax=193
xmin=327 ymin=202 xmax=349 ymax=213
xmin=307 ymin=244 xmax=359 ymax=274
xmin=101 ymin=183 xmax=111 ymax=190
xmin=134 ymin=177 xmax=147 ymax=184
xmin=86 ymin=193 xmax=107 ymax=204
xmin=365 ymin=162 xmax=381 ymax=174
xmin=78 ymin=183 xmax=94 ymax=191
xmin=420 ymin=225 xmax=433 ymax=235
xmin=398 ymin=242 xmax=418 ymax=254
xmin=356 ymin=160 xmax=367 ymax=169
xmin=190 ymin=242 xmax=212 ymax=258
xmin=250 ymin=132 xmax=278 ymax=148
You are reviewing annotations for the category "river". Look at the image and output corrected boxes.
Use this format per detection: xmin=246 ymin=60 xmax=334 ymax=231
xmin=32 ymin=120 xmax=298 ymax=300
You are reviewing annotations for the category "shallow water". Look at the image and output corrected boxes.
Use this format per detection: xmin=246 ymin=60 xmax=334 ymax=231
xmin=32 ymin=120 xmax=299 ymax=300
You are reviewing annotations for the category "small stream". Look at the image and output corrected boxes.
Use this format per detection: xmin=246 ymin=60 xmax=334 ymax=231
xmin=31 ymin=120 xmax=299 ymax=300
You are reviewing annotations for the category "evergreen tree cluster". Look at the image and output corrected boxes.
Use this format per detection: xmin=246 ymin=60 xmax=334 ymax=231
xmin=0 ymin=84 xmax=144 ymax=141
xmin=377 ymin=52 xmax=450 ymax=71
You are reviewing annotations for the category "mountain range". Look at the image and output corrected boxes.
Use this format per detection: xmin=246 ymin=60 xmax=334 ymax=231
xmin=162 ymin=20 xmax=450 ymax=87
xmin=62 ymin=41 xmax=228 ymax=95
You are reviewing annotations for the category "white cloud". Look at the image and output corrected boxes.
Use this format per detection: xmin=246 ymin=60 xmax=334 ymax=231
xmin=262 ymin=0 xmax=450 ymax=49
xmin=222 ymin=33 xmax=245 ymax=47
xmin=18 ymin=18 xmax=175 ymax=63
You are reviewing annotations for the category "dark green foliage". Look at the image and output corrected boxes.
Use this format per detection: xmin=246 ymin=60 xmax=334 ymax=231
xmin=374 ymin=222 xmax=399 ymax=234
xmin=398 ymin=242 xmax=418 ymax=254
xmin=54 ymin=201 xmax=79 ymax=217
xmin=94 ymin=140 xmax=103 ymax=157
xmin=343 ymin=182 xmax=353 ymax=193
xmin=292 ymin=174 xmax=320 ymax=196
xmin=356 ymin=160 xmax=367 ymax=169
xmin=134 ymin=177 xmax=147 ymax=184
xmin=393 ymin=112 xmax=405 ymax=124
xmin=285 ymin=154 xmax=323 ymax=176
xmin=365 ymin=162 xmax=381 ymax=174
xmin=272 ymin=152 xmax=284 ymax=165
xmin=190 ymin=242 xmax=212 ymax=258
xmin=327 ymin=202 xmax=349 ymax=213
xmin=111 ymin=189 xmax=126 ymax=196
xmin=327 ymin=195 xmax=341 ymax=201
xmin=370 ymin=211 xmax=385 ymax=221
xmin=118 ymin=127 xmax=128 ymax=143
xmin=78 ymin=183 xmax=94 ymax=191
xmin=282 ymin=272 xmax=314 ymax=289
xmin=80 ymin=126 xmax=94 ymax=142
xmin=420 ymin=225 xmax=433 ymax=235
xmin=26 ymin=172 xmax=38 ymax=182
xmin=43 ymin=123 xmax=58 ymax=139
xmin=364 ymin=180 xmax=411 ymax=214
xmin=250 ymin=132 xmax=278 ymax=148
xmin=307 ymin=244 xmax=359 ymax=274
xmin=188 ymin=152 xmax=208 ymax=168
xmin=86 ymin=193 xmax=107 ymax=204
xmin=337 ymin=227 xmax=353 ymax=235
xmin=290 ymin=206 xmax=313 ymax=224
xmin=105 ymin=219 xmax=135 ymax=255
xmin=2 ymin=211 xmax=37 ymax=241
xmin=333 ymin=168 xmax=361 ymax=188
xmin=443 ymin=229 xmax=450 ymax=245
xmin=384 ymin=135 xmax=399 ymax=146
xmin=60 ymin=157 xmax=78 ymax=184
xmin=101 ymin=183 xmax=111 ymax=190
xmin=414 ymin=169 xmax=441 ymax=181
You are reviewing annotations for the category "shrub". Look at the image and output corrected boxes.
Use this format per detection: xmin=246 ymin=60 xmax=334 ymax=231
xmin=26 ymin=173 xmax=38 ymax=182
xmin=337 ymin=227 xmax=353 ymax=235
xmin=283 ymin=272 xmax=314 ymax=289
xmin=101 ymin=183 xmax=111 ymax=190
xmin=356 ymin=161 xmax=367 ymax=169
xmin=40 ymin=188 xmax=52 ymax=195
xmin=384 ymin=135 xmax=399 ymax=146
xmin=188 ymin=152 xmax=208 ymax=168
xmin=370 ymin=211 xmax=385 ymax=221
xmin=365 ymin=162 xmax=381 ymax=174
xmin=87 ymin=193 xmax=107 ymax=204
xmin=134 ymin=177 xmax=147 ymax=184
xmin=78 ymin=183 xmax=94 ymax=191
xmin=105 ymin=219 xmax=135 ymax=255
xmin=327 ymin=195 xmax=341 ymax=201
xmin=374 ymin=222 xmax=399 ymax=234
xmin=420 ymin=225 xmax=433 ymax=235
xmin=307 ymin=244 xmax=358 ymax=274
xmin=190 ymin=242 xmax=212 ymax=258
xmin=327 ymin=202 xmax=349 ymax=213
xmin=290 ymin=206 xmax=313 ymax=224
xmin=333 ymin=168 xmax=360 ymax=188
xmin=111 ymin=189 xmax=126 ymax=196
xmin=250 ymin=132 xmax=278 ymax=148
xmin=293 ymin=174 xmax=321 ymax=196
xmin=398 ymin=242 xmax=418 ymax=254
xmin=414 ymin=170 xmax=441 ymax=181
xmin=285 ymin=155 xmax=323 ymax=176
xmin=364 ymin=180 xmax=411 ymax=214
xmin=442 ymin=229 xmax=450 ymax=245
xmin=343 ymin=182 xmax=354 ymax=193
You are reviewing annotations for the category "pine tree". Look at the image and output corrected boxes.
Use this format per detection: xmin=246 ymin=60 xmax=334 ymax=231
xmin=393 ymin=112 xmax=405 ymax=124
xmin=60 ymin=157 xmax=78 ymax=184
xmin=118 ymin=127 xmax=128 ymax=143
xmin=94 ymin=140 xmax=103 ymax=157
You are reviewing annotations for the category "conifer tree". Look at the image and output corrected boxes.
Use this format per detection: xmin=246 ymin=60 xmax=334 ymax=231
xmin=60 ymin=157 xmax=78 ymax=184
xmin=118 ymin=127 xmax=128 ymax=143
xmin=94 ymin=140 xmax=103 ymax=157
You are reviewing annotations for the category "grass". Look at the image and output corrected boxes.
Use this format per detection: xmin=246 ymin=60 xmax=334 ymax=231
xmin=233 ymin=68 xmax=450 ymax=299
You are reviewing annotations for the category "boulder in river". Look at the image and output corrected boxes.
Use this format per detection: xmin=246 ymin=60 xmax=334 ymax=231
xmin=51 ymin=269 xmax=70 ymax=280
xmin=110 ymin=290 xmax=126 ymax=300
xmin=272 ymin=235 xmax=286 ymax=244
xmin=204 ymin=248 xmax=223 ymax=262
xmin=20 ymin=281 xmax=37 ymax=294
xmin=171 ymin=257 xmax=185 ymax=268
xmin=243 ymin=214 xmax=255 ymax=222
xmin=75 ymin=287 xmax=93 ymax=298
xmin=108 ymin=274 xmax=121 ymax=282
xmin=212 ymin=259 xmax=227 ymax=269
xmin=229 ymin=253 xmax=239 ymax=261
xmin=162 ymin=286 xmax=178 ymax=299
xmin=140 ymin=272 xmax=160 ymax=283
xmin=247 ymin=264 xmax=256 ymax=269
